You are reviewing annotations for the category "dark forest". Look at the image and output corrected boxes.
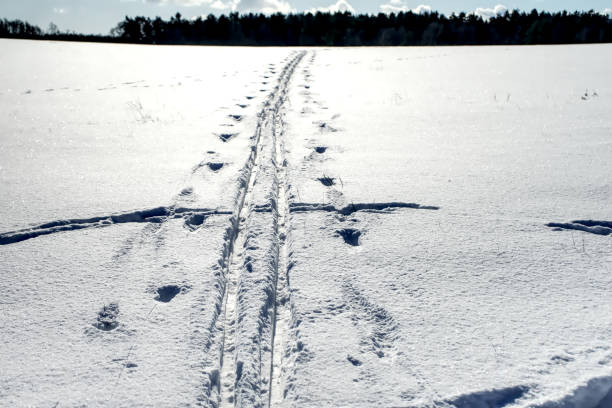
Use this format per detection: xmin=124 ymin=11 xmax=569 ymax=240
xmin=2 ymin=9 xmax=611 ymax=46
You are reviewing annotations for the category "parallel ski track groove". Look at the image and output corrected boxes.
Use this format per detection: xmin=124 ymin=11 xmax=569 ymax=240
xmin=267 ymin=53 xmax=305 ymax=408
xmin=216 ymin=51 xmax=305 ymax=408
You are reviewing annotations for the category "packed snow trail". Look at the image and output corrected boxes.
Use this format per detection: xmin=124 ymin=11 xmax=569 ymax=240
xmin=213 ymin=51 xmax=305 ymax=408
xmin=217 ymin=141 xmax=259 ymax=408
xmin=268 ymin=66 xmax=293 ymax=407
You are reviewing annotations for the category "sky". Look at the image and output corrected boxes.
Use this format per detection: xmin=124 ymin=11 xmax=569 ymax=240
xmin=0 ymin=0 xmax=611 ymax=34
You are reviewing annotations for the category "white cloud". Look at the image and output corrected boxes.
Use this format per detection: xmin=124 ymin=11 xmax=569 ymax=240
xmin=236 ymin=0 xmax=294 ymax=14
xmin=380 ymin=1 xmax=431 ymax=15
xmin=473 ymin=4 xmax=507 ymax=20
xmin=413 ymin=4 xmax=431 ymax=14
xmin=145 ymin=0 xmax=208 ymax=5
xmin=210 ymin=0 xmax=234 ymax=9
xmin=53 ymin=7 xmax=66 ymax=14
xmin=191 ymin=0 xmax=236 ymax=17
xmin=602 ymin=8 xmax=612 ymax=17
xmin=307 ymin=0 xmax=355 ymax=14
xmin=146 ymin=0 xmax=292 ymax=13
xmin=145 ymin=0 xmax=234 ymax=6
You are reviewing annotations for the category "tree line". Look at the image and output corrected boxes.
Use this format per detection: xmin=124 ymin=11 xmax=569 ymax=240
xmin=2 ymin=9 xmax=612 ymax=46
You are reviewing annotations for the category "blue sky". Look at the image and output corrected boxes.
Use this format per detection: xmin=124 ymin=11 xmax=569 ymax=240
xmin=1 ymin=0 xmax=611 ymax=34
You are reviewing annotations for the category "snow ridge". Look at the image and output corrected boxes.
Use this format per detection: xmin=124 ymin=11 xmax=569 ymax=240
xmin=539 ymin=374 xmax=612 ymax=408
xmin=439 ymin=385 xmax=530 ymax=408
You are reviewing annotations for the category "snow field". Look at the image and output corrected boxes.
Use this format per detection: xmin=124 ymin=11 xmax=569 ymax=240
xmin=1 ymin=40 xmax=612 ymax=407
xmin=281 ymin=45 xmax=612 ymax=407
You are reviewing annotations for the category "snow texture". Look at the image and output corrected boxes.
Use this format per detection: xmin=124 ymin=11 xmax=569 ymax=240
xmin=1 ymin=40 xmax=612 ymax=407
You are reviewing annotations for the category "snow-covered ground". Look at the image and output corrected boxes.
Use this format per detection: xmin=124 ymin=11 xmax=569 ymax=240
xmin=1 ymin=39 xmax=611 ymax=407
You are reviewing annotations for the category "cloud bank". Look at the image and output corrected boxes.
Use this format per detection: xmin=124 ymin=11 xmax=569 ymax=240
xmin=380 ymin=1 xmax=431 ymax=14
xmin=307 ymin=0 xmax=355 ymax=14
xmin=473 ymin=4 xmax=507 ymax=20
xmin=237 ymin=0 xmax=293 ymax=13
xmin=146 ymin=0 xmax=293 ymax=13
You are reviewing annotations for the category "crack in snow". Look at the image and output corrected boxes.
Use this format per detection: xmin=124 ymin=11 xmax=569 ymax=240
xmin=0 ymin=202 xmax=439 ymax=246
xmin=0 ymin=206 xmax=232 ymax=245
xmin=547 ymin=220 xmax=612 ymax=236
xmin=289 ymin=201 xmax=440 ymax=215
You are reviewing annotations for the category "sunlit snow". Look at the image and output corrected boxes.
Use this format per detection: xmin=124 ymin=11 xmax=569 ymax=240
xmin=1 ymin=39 xmax=612 ymax=407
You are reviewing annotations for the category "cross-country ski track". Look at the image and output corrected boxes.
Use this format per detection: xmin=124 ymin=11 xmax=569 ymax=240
xmin=2 ymin=42 xmax=612 ymax=408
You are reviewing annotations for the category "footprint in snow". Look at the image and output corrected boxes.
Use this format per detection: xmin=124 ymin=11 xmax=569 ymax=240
xmin=318 ymin=176 xmax=335 ymax=186
xmin=347 ymin=355 xmax=363 ymax=366
xmin=184 ymin=214 xmax=206 ymax=231
xmin=178 ymin=187 xmax=195 ymax=199
xmin=154 ymin=285 xmax=182 ymax=303
xmin=218 ymin=133 xmax=238 ymax=142
xmin=207 ymin=162 xmax=224 ymax=172
xmin=94 ymin=303 xmax=120 ymax=331
xmin=337 ymin=228 xmax=361 ymax=246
